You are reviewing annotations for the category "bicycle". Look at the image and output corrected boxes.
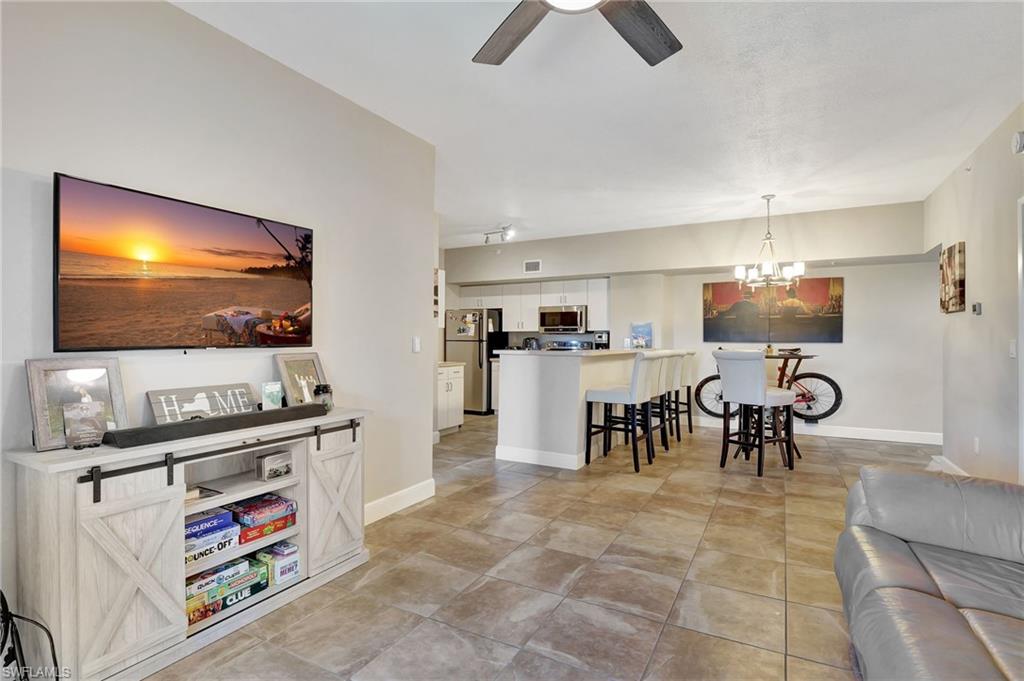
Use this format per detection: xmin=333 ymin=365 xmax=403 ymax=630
xmin=694 ymin=348 xmax=843 ymax=422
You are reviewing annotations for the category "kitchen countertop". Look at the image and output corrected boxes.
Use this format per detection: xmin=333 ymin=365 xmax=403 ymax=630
xmin=495 ymin=349 xmax=640 ymax=358
xmin=438 ymin=361 xmax=466 ymax=367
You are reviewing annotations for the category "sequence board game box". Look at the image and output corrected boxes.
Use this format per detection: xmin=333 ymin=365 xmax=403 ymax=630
xmin=186 ymin=562 xmax=270 ymax=626
xmin=239 ymin=513 xmax=296 ymax=544
xmin=256 ymin=542 xmax=300 ymax=586
xmin=186 ymin=557 xmax=250 ymax=599
xmin=224 ymin=494 xmax=297 ymax=527
xmin=185 ymin=526 xmax=241 ymax=566
xmin=185 ymin=523 xmax=240 ymax=555
xmin=184 ymin=507 xmax=233 ymax=540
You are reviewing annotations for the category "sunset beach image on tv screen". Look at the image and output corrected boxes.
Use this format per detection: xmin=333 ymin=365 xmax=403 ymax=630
xmin=55 ymin=175 xmax=312 ymax=350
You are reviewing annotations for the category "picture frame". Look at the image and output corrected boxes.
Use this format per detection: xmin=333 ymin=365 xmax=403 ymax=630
xmin=274 ymin=352 xmax=326 ymax=406
xmin=26 ymin=357 xmax=129 ymax=451
xmin=939 ymin=241 xmax=966 ymax=313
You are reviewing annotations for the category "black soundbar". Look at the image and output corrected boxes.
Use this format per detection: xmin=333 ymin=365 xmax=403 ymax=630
xmin=101 ymin=403 xmax=329 ymax=448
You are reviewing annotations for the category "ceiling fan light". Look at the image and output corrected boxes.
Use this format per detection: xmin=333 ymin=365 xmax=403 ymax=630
xmin=543 ymin=0 xmax=603 ymax=13
xmin=506 ymin=228 xmax=516 ymax=239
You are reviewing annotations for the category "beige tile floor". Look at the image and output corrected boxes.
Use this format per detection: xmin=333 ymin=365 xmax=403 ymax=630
xmin=150 ymin=414 xmax=937 ymax=681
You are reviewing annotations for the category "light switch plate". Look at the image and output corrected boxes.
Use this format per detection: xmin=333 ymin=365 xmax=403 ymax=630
xmin=1011 ymin=339 xmax=1017 ymax=359
xmin=412 ymin=336 xmax=421 ymax=353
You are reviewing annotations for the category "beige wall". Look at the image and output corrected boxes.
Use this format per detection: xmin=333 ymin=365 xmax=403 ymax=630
xmin=1 ymin=1 xmax=437 ymax=596
xmin=445 ymin=202 xmax=925 ymax=284
xmin=668 ymin=262 xmax=942 ymax=438
xmin=923 ymin=104 xmax=1024 ymax=482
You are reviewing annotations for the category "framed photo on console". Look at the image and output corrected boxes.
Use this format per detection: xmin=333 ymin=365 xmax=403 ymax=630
xmin=26 ymin=357 xmax=129 ymax=451
xmin=274 ymin=352 xmax=326 ymax=406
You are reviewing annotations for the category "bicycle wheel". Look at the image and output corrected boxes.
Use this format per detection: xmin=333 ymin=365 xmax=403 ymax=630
xmin=695 ymin=375 xmax=740 ymax=419
xmin=790 ymin=372 xmax=843 ymax=421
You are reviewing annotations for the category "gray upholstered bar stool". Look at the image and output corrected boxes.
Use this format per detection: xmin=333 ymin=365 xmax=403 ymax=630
xmin=712 ymin=349 xmax=796 ymax=477
xmin=584 ymin=350 xmax=660 ymax=472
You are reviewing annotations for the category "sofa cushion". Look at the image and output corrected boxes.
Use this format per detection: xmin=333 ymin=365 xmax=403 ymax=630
xmin=909 ymin=542 xmax=1024 ymax=620
xmin=835 ymin=525 xmax=942 ymax=621
xmin=858 ymin=467 xmax=1024 ymax=563
xmin=850 ymin=587 xmax=1006 ymax=681
xmin=960 ymin=609 xmax=1024 ymax=681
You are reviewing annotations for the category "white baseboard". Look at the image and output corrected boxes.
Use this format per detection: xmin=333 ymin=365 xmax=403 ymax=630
xmin=496 ymin=444 xmax=580 ymax=470
xmin=693 ymin=416 xmax=942 ymax=446
xmin=927 ymin=455 xmax=968 ymax=476
xmin=364 ymin=477 xmax=435 ymax=524
xmin=432 ymin=430 xmax=440 ymax=444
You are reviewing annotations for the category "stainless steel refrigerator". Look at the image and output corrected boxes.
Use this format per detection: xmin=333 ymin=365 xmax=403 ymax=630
xmin=445 ymin=309 xmax=507 ymax=414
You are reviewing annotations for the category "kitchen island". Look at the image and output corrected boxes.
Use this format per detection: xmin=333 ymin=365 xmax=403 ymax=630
xmin=494 ymin=349 xmax=640 ymax=469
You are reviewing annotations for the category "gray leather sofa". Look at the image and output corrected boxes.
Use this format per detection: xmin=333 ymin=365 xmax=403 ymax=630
xmin=835 ymin=466 xmax=1024 ymax=680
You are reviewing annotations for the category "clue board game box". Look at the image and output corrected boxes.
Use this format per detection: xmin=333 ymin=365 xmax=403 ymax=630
xmin=184 ymin=507 xmax=234 ymax=540
xmin=188 ymin=563 xmax=270 ymax=625
xmin=224 ymin=494 xmax=297 ymax=527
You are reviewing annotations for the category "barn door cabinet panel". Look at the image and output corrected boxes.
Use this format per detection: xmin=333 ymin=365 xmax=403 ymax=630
xmin=7 ymin=409 xmax=370 ymax=680
xmin=307 ymin=432 xmax=364 ymax=573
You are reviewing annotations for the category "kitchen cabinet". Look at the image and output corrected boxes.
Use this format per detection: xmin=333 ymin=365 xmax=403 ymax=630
xmin=436 ymin=364 xmax=465 ymax=430
xmin=460 ymin=285 xmax=502 ymax=309
xmin=501 ymin=283 xmax=541 ymax=331
xmin=586 ymin=278 xmax=610 ymax=330
xmin=540 ymin=280 xmax=587 ymax=306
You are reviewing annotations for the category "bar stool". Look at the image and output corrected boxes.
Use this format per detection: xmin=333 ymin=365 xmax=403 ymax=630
xmin=584 ymin=351 xmax=661 ymax=472
xmin=645 ymin=350 xmax=672 ymax=455
xmin=665 ymin=351 xmax=695 ymax=441
xmin=712 ymin=349 xmax=796 ymax=477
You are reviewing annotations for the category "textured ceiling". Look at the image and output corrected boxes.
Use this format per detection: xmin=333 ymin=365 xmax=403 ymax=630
xmin=179 ymin=2 xmax=1022 ymax=247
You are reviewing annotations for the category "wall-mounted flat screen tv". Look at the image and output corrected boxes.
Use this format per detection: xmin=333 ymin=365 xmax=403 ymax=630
xmin=54 ymin=173 xmax=313 ymax=351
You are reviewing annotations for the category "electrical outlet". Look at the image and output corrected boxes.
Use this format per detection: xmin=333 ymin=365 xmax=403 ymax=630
xmin=973 ymin=436 xmax=980 ymax=454
xmin=1011 ymin=339 xmax=1018 ymax=359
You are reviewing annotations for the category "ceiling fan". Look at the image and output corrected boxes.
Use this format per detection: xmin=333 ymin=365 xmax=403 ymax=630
xmin=473 ymin=0 xmax=682 ymax=67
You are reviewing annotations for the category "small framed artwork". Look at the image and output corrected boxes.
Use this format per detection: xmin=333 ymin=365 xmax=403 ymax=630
xmin=940 ymin=241 xmax=966 ymax=313
xmin=26 ymin=358 xmax=129 ymax=451
xmin=274 ymin=352 xmax=326 ymax=406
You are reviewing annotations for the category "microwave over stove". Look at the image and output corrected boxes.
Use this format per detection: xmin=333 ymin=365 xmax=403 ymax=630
xmin=539 ymin=305 xmax=587 ymax=333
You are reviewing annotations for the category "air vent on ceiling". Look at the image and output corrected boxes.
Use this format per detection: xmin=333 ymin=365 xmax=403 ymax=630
xmin=523 ymin=259 xmax=542 ymax=274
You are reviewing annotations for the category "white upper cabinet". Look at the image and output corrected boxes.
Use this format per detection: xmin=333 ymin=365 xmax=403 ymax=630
xmin=460 ymin=285 xmax=502 ymax=309
xmin=519 ymin=283 xmax=541 ymax=331
xmin=540 ymin=280 xmax=587 ymax=306
xmin=586 ymin=278 xmax=610 ymax=330
xmin=501 ymin=283 xmax=541 ymax=331
xmin=463 ymin=279 xmax=604 ymax=331
xmin=562 ymin=280 xmax=588 ymax=305
xmin=540 ymin=281 xmax=564 ymax=306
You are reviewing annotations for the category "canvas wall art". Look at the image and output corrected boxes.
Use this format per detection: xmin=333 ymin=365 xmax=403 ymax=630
xmin=939 ymin=241 xmax=966 ymax=313
xmin=703 ymin=277 xmax=844 ymax=343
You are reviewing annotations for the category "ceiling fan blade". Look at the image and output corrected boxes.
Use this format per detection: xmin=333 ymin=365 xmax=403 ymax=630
xmin=599 ymin=0 xmax=682 ymax=66
xmin=473 ymin=1 xmax=550 ymax=65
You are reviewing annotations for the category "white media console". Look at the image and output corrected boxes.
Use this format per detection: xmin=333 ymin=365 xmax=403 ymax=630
xmin=6 ymin=408 xmax=369 ymax=680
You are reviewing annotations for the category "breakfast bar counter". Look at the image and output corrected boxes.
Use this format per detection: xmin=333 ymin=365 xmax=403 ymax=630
xmin=494 ymin=349 xmax=639 ymax=469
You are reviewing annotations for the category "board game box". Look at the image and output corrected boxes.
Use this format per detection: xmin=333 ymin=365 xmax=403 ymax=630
xmin=184 ymin=507 xmax=234 ymax=540
xmin=186 ymin=557 xmax=250 ymax=599
xmin=256 ymin=543 xmax=300 ymax=586
xmin=224 ymin=494 xmax=297 ymax=527
xmin=185 ymin=528 xmax=240 ymax=566
xmin=187 ymin=562 xmax=270 ymax=626
xmin=185 ymin=523 xmax=240 ymax=554
xmin=238 ymin=514 xmax=296 ymax=544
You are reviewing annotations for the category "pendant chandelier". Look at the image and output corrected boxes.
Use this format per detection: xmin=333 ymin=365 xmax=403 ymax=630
xmin=734 ymin=194 xmax=805 ymax=288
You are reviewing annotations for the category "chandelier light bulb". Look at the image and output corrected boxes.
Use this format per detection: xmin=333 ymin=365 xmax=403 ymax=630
xmin=782 ymin=265 xmax=794 ymax=280
xmin=543 ymin=0 xmax=603 ymax=13
xmin=793 ymin=261 xmax=806 ymax=276
xmin=734 ymin=265 xmax=747 ymax=280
